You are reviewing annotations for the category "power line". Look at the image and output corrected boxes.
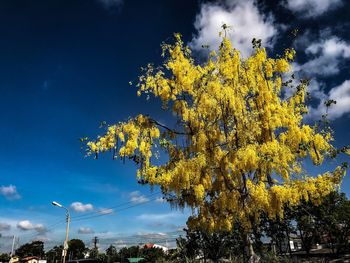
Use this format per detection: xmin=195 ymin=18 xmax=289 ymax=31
xmin=19 ymin=192 xmax=162 ymax=241
xmin=20 ymin=191 xmax=167 ymax=244
xmin=72 ymin=196 xmax=160 ymax=222
xmin=24 ymin=194 xmax=164 ymax=242
xmin=71 ymin=191 xmax=162 ymax=220
xmin=19 ymin=219 xmax=67 ymax=242
xmin=98 ymin=238 xmax=179 ymax=246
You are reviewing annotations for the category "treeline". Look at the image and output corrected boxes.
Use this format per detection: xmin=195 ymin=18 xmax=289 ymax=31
xmin=46 ymin=242 xmax=169 ymax=263
xmin=1 ymin=191 xmax=349 ymax=262
xmin=176 ymin=191 xmax=350 ymax=262
xmin=1 ymin=239 xmax=169 ymax=263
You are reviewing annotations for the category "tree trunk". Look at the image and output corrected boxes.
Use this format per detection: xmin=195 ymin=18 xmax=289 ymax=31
xmin=246 ymin=234 xmax=260 ymax=263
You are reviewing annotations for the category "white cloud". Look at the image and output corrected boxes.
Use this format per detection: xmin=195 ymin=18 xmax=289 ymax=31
xmin=290 ymin=31 xmax=350 ymax=120
xmin=137 ymin=212 xmax=184 ymax=222
xmin=0 ymin=185 xmax=21 ymax=200
xmin=298 ymin=36 xmax=350 ymax=76
xmin=136 ymin=231 xmax=168 ymax=238
xmin=155 ymin=197 xmax=166 ymax=203
xmin=78 ymin=227 xmax=94 ymax=234
xmin=96 ymin=0 xmax=123 ymax=9
xmin=70 ymin=202 xmax=94 ymax=212
xmin=129 ymin=191 xmax=149 ymax=204
xmin=285 ymin=0 xmax=343 ymax=17
xmin=17 ymin=220 xmax=47 ymax=233
xmin=309 ymin=80 xmax=350 ymax=119
xmin=114 ymin=240 xmax=127 ymax=249
xmin=98 ymin=208 xmax=114 ymax=215
xmin=17 ymin=220 xmax=33 ymax=230
xmin=190 ymin=0 xmax=277 ymax=57
xmin=0 ymin=222 xmax=11 ymax=231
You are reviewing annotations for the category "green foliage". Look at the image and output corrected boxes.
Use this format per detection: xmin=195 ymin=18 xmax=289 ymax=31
xmin=88 ymin=248 xmax=99 ymax=259
xmin=175 ymin=227 xmax=245 ymax=262
xmin=0 ymin=253 xmax=10 ymax=262
xmin=260 ymin=209 xmax=295 ymax=255
xmin=15 ymin=241 xmax=44 ymax=258
xmin=97 ymin=253 xmax=107 ymax=262
xmin=46 ymin=245 xmax=63 ymax=263
xmin=67 ymin=239 xmax=86 ymax=260
xmin=14 ymin=193 xmax=350 ymax=262
xmin=141 ymin=247 xmax=166 ymax=262
xmin=172 ymin=192 xmax=350 ymax=261
xmin=105 ymin=245 xmax=118 ymax=263
xmin=309 ymin=191 xmax=350 ymax=254
xmin=112 ymin=246 xmax=166 ymax=262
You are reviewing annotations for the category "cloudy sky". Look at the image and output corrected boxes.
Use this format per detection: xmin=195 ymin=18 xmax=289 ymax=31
xmin=1 ymin=0 xmax=349 ymax=253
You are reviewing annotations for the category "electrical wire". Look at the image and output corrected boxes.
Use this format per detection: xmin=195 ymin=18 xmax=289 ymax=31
xmin=71 ymin=191 xmax=162 ymax=220
xmin=72 ymin=196 xmax=161 ymax=222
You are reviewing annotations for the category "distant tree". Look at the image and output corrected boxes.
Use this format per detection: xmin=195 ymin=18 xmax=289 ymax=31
xmin=141 ymin=247 xmax=165 ymax=262
xmin=105 ymin=245 xmax=118 ymax=263
xmin=46 ymin=245 xmax=63 ymax=263
xmin=0 ymin=253 xmax=10 ymax=262
xmin=88 ymin=248 xmax=98 ymax=259
xmin=260 ymin=209 xmax=295 ymax=255
xmin=200 ymin=231 xmax=233 ymax=261
xmin=293 ymin=202 xmax=320 ymax=255
xmin=310 ymin=191 xmax=350 ymax=254
xmin=176 ymin=226 xmax=245 ymax=262
xmin=118 ymin=246 xmax=141 ymax=260
xmin=176 ymin=229 xmax=200 ymax=262
xmin=67 ymin=239 xmax=86 ymax=260
xmin=15 ymin=241 xmax=44 ymax=258
xmin=97 ymin=253 xmax=107 ymax=263
xmin=87 ymin=30 xmax=349 ymax=262
xmin=332 ymin=193 xmax=350 ymax=253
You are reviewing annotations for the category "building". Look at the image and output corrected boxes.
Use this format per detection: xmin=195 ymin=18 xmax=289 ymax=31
xmin=143 ymin=243 xmax=169 ymax=253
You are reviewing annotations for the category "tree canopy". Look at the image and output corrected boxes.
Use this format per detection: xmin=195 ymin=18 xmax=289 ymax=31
xmin=87 ymin=32 xmax=347 ymax=232
xmin=15 ymin=241 xmax=44 ymax=258
xmin=67 ymin=239 xmax=86 ymax=260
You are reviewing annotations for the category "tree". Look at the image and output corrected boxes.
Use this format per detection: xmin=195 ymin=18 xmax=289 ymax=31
xmin=330 ymin=193 xmax=350 ymax=253
xmin=97 ymin=253 xmax=107 ymax=263
xmin=0 ymin=253 xmax=10 ymax=262
xmin=294 ymin=205 xmax=319 ymax=255
xmin=88 ymin=248 xmax=98 ymax=259
xmin=175 ymin=226 xmax=246 ymax=262
xmin=118 ymin=246 xmax=141 ymax=260
xmin=46 ymin=245 xmax=63 ymax=263
xmin=260 ymin=209 xmax=295 ymax=256
xmin=176 ymin=229 xmax=201 ymax=262
xmin=105 ymin=245 xmax=118 ymax=263
xmin=199 ymin=229 xmax=243 ymax=262
xmin=87 ymin=31 xmax=348 ymax=261
xmin=67 ymin=239 xmax=86 ymax=260
xmin=304 ymin=191 xmax=350 ymax=254
xmin=15 ymin=241 xmax=44 ymax=258
xmin=141 ymin=247 xmax=166 ymax=262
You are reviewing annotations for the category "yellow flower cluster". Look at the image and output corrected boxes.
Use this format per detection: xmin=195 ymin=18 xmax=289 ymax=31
xmin=88 ymin=34 xmax=347 ymax=232
xmin=87 ymin=115 xmax=160 ymax=178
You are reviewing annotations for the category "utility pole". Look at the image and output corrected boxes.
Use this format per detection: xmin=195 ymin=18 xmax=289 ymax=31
xmin=52 ymin=201 xmax=70 ymax=263
xmin=93 ymin=236 xmax=99 ymax=249
xmin=91 ymin=236 xmax=99 ymax=258
xmin=11 ymin=235 xmax=16 ymax=256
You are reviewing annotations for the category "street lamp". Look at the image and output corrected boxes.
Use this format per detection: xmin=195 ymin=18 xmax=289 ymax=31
xmin=52 ymin=201 xmax=70 ymax=263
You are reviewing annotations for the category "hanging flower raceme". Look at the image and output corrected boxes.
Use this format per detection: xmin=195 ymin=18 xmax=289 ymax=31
xmin=87 ymin=33 xmax=348 ymax=232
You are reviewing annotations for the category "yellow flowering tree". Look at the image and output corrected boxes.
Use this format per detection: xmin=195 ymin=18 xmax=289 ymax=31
xmin=87 ymin=33 xmax=348 ymax=259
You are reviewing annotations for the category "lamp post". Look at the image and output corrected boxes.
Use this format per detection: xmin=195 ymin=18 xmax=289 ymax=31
xmin=52 ymin=201 xmax=70 ymax=263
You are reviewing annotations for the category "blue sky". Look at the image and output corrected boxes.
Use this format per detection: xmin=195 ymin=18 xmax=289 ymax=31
xmin=0 ymin=0 xmax=349 ymax=252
